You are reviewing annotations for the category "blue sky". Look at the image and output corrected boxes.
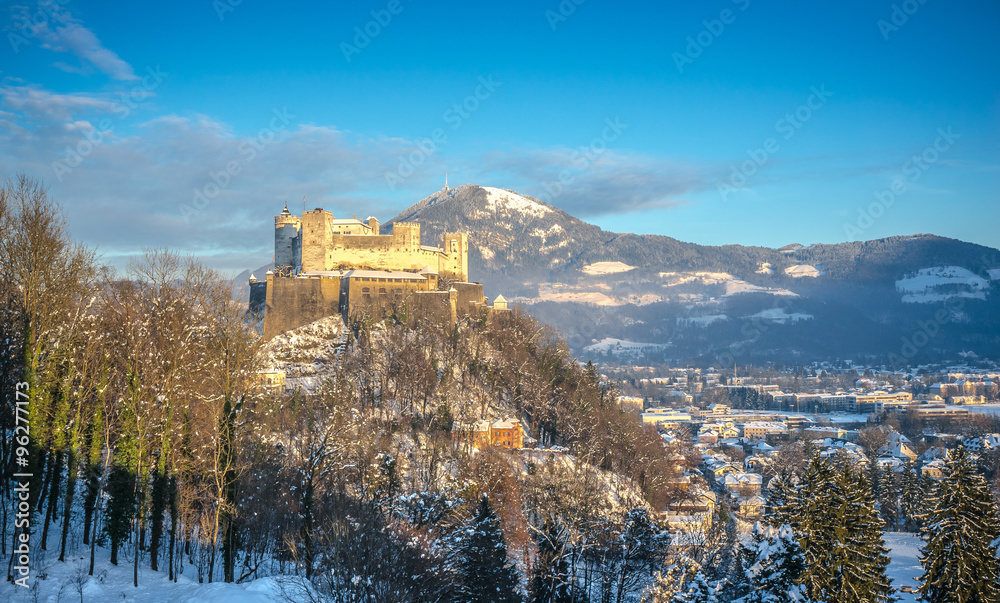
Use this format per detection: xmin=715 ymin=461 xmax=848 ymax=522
xmin=1 ymin=0 xmax=998 ymax=272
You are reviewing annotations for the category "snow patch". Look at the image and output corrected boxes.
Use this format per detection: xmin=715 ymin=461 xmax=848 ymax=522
xmin=784 ymin=264 xmax=822 ymax=278
xmin=680 ymin=314 xmax=728 ymax=327
xmin=482 ymin=186 xmax=553 ymax=218
xmin=989 ymin=268 xmax=1000 ymax=280
xmin=478 ymin=245 xmax=495 ymax=260
xmin=584 ymin=338 xmax=669 ymax=355
xmin=895 ymin=266 xmax=990 ymax=303
xmin=747 ymin=308 xmax=813 ymax=323
xmin=583 ymin=261 xmax=635 ymax=275
xmin=756 ymin=262 xmax=773 ymax=275
xmin=724 ymin=280 xmax=797 ymax=297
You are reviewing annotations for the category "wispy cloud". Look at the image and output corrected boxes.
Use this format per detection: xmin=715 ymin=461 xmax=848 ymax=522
xmin=482 ymin=148 xmax=714 ymax=216
xmin=9 ymin=3 xmax=137 ymax=81
xmin=0 ymin=85 xmax=118 ymax=122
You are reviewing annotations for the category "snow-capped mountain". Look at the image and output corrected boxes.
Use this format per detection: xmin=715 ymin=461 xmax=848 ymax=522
xmin=385 ymin=185 xmax=1000 ymax=365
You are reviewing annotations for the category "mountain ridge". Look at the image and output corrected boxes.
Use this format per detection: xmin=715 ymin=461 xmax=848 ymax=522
xmin=384 ymin=184 xmax=1000 ymax=365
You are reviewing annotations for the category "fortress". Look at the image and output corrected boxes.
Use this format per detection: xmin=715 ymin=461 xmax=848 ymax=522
xmin=255 ymin=204 xmax=504 ymax=339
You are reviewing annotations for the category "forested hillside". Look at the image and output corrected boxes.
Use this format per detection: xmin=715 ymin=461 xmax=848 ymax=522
xmin=0 ymin=176 xmax=679 ymax=601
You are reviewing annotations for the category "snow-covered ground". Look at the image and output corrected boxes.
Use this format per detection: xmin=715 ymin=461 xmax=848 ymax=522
xmin=756 ymin=262 xmax=773 ymax=274
xmin=895 ymin=266 xmax=991 ymax=303
xmin=657 ymin=271 xmax=797 ymax=298
xmin=884 ymin=531 xmax=923 ymax=602
xmin=747 ymin=308 xmax=813 ymax=323
xmin=584 ymin=338 xmax=669 ymax=355
xmin=482 ymin=186 xmax=553 ymax=218
xmin=0 ymin=545 xmax=292 ymax=603
xmin=680 ymin=314 xmax=728 ymax=327
xmin=582 ymin=261 xmax=635 ymax=275
xmin=784 ymin=264 xmax=822 ymax=278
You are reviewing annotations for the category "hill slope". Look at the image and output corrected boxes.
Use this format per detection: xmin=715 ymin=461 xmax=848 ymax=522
xmin=386 ymin=185 xmax=1000 ymax=366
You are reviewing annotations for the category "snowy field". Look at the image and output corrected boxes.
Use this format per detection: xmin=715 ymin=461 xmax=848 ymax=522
xmin=0 ymin=545 xmax=292 ymax=602
xmin=884 ymin=531 xmax=923 ymax=602
xmin=895 ymin=266 xmax=991 ymax=303
xmin=582 ymin=261 xmax=635 ymax=275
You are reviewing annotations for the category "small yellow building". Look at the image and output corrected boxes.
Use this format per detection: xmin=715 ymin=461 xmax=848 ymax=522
xmin=453 ymin=417 xmax=526 ymax=449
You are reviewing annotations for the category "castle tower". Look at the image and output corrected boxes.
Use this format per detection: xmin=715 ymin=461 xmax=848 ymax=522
xmin=442 ymin=232 xmax=468 ymax=282
xmin=274 ymin=203 xmax=302 ymax=270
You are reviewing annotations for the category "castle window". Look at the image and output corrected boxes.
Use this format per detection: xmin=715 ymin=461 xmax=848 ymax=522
xmin=362 ymin=287 xmax=370 ymax=294
xmin=379 ymin=288 xmax=386 ymax=295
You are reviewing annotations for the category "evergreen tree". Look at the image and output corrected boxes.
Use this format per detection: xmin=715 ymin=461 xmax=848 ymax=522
xmin=673 ymin=571 xmax=721 ymax=603
xmin=917 ymin=447 xmax=1000 ymax=603
xmin=460 ymin=495 xmax=522 ymax=603
xmin=900 ymin=464 xmax=923 ymax=532
xmin=765 ymin=470 xmax=796 ymax=527
xmin=878 ymin=467 xmax=902 ymax=531
xmin=740 ymin=523 xmax=810 ymax=603
xmin=782 ymin=455 xmax=895 ymax=603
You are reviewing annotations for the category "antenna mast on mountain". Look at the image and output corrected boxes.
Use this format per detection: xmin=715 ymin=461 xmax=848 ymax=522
xmin=444 ymin=172 xmax=449 ymax=191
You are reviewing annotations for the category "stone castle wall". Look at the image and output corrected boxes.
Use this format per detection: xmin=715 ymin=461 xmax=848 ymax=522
xmin=263 ymin=273 xmax=342 ymax=339
xmin=260 ymin=205 xmax=486 ymax=339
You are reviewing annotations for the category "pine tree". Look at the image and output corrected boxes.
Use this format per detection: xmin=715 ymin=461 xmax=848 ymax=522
xmin=460 ymin=495 xmax=522 ymax=603
xmin=673 ymin=571 xmax=720 ymax=603
xmin=878 ymin=467 xmax=902 ymax=531
xmin=917 ymin=447 xmax=1000 ymax=603
xmin=783 ymin=455 xmax=895 ymax=603
xmin=900 ymin=464 xmax=922 ymax=532
xmin=741 ymin=523 xmax=810 ymax=603
xmin=765 ymin=469 xmax=796 ymax=527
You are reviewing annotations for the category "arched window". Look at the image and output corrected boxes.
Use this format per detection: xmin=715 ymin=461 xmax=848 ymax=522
xmin=379 ymin=288 xmax=386 ymax=295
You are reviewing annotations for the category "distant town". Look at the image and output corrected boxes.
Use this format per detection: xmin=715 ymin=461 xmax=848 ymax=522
xmin=603 ymin=364 xmax=1000 ymax=533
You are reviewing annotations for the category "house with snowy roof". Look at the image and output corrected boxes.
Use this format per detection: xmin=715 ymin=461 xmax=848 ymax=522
xmin=921 ymin=459 xmax=946 ymax=479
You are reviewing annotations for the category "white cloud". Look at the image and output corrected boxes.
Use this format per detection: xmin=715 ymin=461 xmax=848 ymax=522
xmin=0 ymin=92 xmax=420 ymax=272
xmin=10 ymin=4 xmax=137 ymax=81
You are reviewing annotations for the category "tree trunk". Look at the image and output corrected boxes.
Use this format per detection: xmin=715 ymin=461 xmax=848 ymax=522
xmin=168 ymin=477 xmax=177 ymax=581
xmin=82 ymin=461 xmax=99 ymax=545
xmin=149 ymin=469 xmax=166 ymax=571
xmin=58 ymin=448 xmax=77 ymax=561
xmin=40 ymin=449 xmax=62 ymax=550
